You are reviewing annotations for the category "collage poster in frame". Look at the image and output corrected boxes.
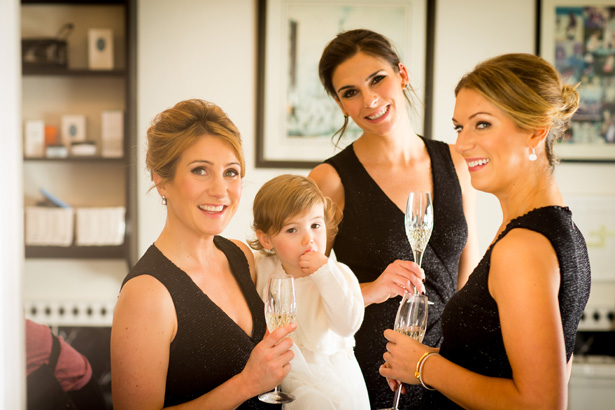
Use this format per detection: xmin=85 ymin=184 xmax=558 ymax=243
xmin=540 ymin=0 xmax=615 ymax=162
xmin=256 ymin=0 xmax=427 ymax=168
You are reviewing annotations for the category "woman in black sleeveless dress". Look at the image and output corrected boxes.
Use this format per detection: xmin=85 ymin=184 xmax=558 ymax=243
xmin=111 ymin=99 xmax=294 ymax=409
xmin=381 ymin=54 xmax=591 ymax=409
xmin=309 ymin=30 xmax=479 ymax=409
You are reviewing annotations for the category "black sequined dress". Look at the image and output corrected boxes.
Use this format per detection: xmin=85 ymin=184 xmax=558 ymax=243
xmin=425 ymin=206 xmax=591 ymax=408
xmin=121 ymin=236 xmax=279 ymax=409
xmin=324 ymin=138 xmax=468 ymax=409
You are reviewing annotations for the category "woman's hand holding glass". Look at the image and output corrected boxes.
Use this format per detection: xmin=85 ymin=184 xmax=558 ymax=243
xmin=238 ymin=322 xmax=296 ymax=400
xmin=381 ymin=327 xmax=436 ymax=386
xmin=361 ymin=260 xmax=426 ymax=306
xmin=258 ymin=274 xmax=297 ymax=404
xmin=379 ymin=292 xmax=429 ymax=410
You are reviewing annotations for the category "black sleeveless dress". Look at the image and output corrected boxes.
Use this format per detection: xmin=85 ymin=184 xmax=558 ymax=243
xmin=121 ymin=236 xmax=279 ymax=409
xmin=425 ymin=206 xmax=591 ymax=408
xmin=325 ymin=138 xmax=468 ymax=409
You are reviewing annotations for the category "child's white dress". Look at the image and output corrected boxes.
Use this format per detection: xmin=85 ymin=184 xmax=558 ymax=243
xmin=255 ymin=253 xmax=370 ymax=410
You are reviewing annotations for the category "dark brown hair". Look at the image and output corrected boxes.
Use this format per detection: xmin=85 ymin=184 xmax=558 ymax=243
xmin=318 ymin=29 xmax=417 ymax=144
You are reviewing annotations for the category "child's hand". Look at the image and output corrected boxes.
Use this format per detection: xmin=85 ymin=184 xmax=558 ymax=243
xmin=299 ymin=251 xmax=328 ymax=275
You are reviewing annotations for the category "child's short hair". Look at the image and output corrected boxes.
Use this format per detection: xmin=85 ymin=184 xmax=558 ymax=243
xmin=249 ymin=174 xmax=338 ymax=253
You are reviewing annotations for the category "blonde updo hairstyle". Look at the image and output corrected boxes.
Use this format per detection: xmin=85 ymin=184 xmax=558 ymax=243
xmin=146 ymin=99 xmax=245 ymax=188
xmin=249 ymin=174 xmax=338 ymax=254
xmin=455 ymin=53 xmax=579 ymax=168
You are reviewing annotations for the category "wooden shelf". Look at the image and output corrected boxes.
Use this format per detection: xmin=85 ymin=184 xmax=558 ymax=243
xmin=22 ymin=66 xmax=126 ymax=77
xmin=25 ymin=244 xmax=126 ymax=259
xmin=22 ymin=0 xmax=124 ymax=5
xmin=23 ymin=156 xmax=125 ymax=162
xmin=21 ymin=0 xmax=137 ymax=266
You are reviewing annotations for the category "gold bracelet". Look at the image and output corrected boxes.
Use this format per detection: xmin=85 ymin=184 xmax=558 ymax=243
xmin=418 ymin=352 xmax=439 ymax=390
xmin=414 ymin=352 xmax=431 ymax=380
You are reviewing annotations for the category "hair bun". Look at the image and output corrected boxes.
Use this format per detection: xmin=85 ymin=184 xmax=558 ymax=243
xmin=559 ymin=83 xmax=580 ymax=122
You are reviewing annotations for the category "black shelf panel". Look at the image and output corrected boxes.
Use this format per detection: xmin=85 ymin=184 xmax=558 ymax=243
xmin=25 ymin=245 xmax=125 ymax=259
xmin=23 ymin=156 xmax=126 ymax=163
xmin=22 ymin=67 xmax=126 ymax=77
xmin=22 ymin=0 xmax=125 ymax=5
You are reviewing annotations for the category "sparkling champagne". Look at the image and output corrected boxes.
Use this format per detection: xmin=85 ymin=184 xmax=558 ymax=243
xmin=265 ymin=312 xmax=296 ymax=332
xmin=405 ymin=226 xmax=432 ymax=254
xmin=397 ymin=326 xmax=426 ymax=342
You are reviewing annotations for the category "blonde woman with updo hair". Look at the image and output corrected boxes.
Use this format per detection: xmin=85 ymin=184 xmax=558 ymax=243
xmin=380 ymin=54 xmax=591 ymax=409
xmin=111 ymin=99 xmax=295 ymax=409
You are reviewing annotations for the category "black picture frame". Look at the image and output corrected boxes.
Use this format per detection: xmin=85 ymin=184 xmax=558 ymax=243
xmin=538 ymin=0 xmax=615 ymax=163
xmin=255 ymin=0 xmax=435 ymax=168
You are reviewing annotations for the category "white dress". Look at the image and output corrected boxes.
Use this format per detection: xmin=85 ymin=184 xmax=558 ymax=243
xmin=255 ymin=253 xmax=370 ymax=410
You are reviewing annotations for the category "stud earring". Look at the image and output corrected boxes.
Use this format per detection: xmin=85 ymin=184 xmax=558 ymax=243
xmin=529 ymin=148 xmax=537 ymax=161
xmin=161 ymin=195 xmax=167 ymax=205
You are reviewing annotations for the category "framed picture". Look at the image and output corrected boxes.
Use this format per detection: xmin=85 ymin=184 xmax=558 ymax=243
xmin=539 ymin=0 xmax=615 ymax=162
xmin=256 ymin=0 xmax=429 ymax=168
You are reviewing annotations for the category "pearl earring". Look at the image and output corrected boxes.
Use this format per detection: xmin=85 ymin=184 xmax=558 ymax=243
xmin=161 ymin=195 xmax=167 ymax=205
xmin=529 ymin=148 xmax=537 ymax=161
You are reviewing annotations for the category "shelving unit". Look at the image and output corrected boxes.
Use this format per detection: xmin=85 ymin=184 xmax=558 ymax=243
xmin=21 ymin=0 xmax=137 ymax=267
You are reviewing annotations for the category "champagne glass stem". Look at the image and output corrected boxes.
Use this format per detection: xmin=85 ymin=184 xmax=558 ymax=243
xmin=392 ymin=384 xmax=402 ymax=409
xmin=412 ymin=250 xmax=424 ymax=294
xmin=413 ymin=250 xmax=424 ymax=268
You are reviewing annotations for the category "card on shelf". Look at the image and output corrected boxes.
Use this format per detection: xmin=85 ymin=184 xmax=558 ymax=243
xmin=24 ymin=120 xmax=45 ymax=157
xmin=44 ymin=125 xmax=58 ymax=146
xmin=61 ymin=115 xmax=86 ymax=147
xmin=101 ymin=110 xmax=123 ymax=158
xmin=88 ymin=29 xmax=114 ymax=70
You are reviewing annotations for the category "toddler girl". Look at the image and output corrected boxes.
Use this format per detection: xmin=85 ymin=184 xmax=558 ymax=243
xmin=250 ymin=174 xmax=369 ymax=410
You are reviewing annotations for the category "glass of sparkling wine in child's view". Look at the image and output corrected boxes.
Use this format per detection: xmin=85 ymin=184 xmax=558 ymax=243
xmin=382 ymin=291 xmax=429 ymax=410
xmin=258 ymin=273 xmax=297 ymax=404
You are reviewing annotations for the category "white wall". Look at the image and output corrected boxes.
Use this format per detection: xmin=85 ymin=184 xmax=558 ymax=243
xmin=137 ymin=0 xmax=304 ymax=256
xmin=138 ymin=0 xmax=615 ymax=255
xmin=136 ymin=1 xmax=615 ymax=313
xmin=1 ymin=0 xmax=25 ymax=408
xmin=433 ymin=0 xmax=537 ymax=248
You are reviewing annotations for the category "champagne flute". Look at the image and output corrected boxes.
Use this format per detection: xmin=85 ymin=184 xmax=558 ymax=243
xmin=258 ymin=273 xmax=297 ymax=404
xmin=404 ymin=191 xmax=434 ymax=293
xmin=382 ymin=291 xmax=429 ymax=410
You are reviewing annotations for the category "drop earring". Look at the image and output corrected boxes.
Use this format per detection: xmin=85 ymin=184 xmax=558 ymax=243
xmin=529 ymin=148 xmax=537 ymax=161
xmin=161 ymin=195 xmax=167 ymax=205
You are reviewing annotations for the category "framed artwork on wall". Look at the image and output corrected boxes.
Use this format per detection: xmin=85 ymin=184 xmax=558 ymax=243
xmin=256 ymin=0 xmax=429 ymax=168
xmin=539 ymin=0 xmax=615 ymax=162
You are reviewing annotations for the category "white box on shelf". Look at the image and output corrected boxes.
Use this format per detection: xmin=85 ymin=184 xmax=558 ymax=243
xmin=101 ymin=110 xmax=123 ymax=157
xmin=24 ymin=120 xmax=45 ymax=157
xmin=61 ymin=115 xmax=86 ymax=147
xmin=75 ymin=207 xmax=125 ymax=246
xmin=25 ymin=207 xmax=74 ymax=247
xmin=70 ymin=141 xmax=97 ymax=157
xmin=88 ymin=29 xmax=114 ymax=70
